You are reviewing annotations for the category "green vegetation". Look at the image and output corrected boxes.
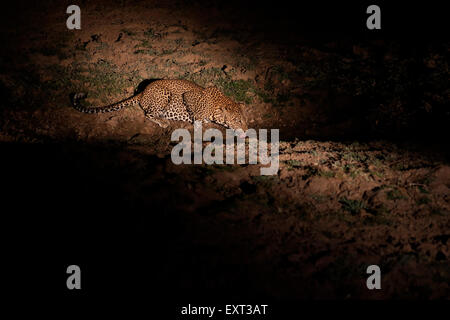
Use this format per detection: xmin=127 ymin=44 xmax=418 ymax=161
xmin=186 ymin=67 xmax=257 ymax=104
xmin=343 ymin=163 xmax=361 ymax=179
xmin=41 ymin=60 xmax=142 ymax=104
xmin=186 ymin=67 xmax=221 ymax=86
xmin=217 ymin=78 xmax=253 ymax=104
xmin=285 ymin=160 xmax=302 ymax=168
xmin=339 ymin=197 xmax=367 ymax=214
xmin=134 ymin=39 xmax=157 ymax=55
xmin=343 ymin=150 xmax=368 ymax=162
xmin=134 ymin=49 xmax=157 ymax=55
xmin=370 ymin=170 xmax=384 ymax=178
xmin=319 ymin=170 xmax=336 ymax=178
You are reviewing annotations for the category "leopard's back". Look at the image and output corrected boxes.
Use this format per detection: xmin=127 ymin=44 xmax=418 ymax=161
xmin=139 ymin=79 xmax=204 ymax=123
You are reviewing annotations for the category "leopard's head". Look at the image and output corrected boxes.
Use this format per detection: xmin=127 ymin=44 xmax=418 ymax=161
xmin=221 ymin=102 xmax=248 ymax=138
xmin=205 ymin=87 xmax=248 ymax=137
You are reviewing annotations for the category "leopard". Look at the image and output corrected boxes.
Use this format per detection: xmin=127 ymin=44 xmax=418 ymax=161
xmin=71 ymin=79 xmax=248 ymax=136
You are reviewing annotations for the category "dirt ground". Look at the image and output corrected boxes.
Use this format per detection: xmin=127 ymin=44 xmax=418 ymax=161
xmin=0 ymin=0 xmax=448 ymax=300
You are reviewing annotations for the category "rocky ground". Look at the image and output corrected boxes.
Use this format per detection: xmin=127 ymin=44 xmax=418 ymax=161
xmin=0 ymin=0 xmax=448 ymax=299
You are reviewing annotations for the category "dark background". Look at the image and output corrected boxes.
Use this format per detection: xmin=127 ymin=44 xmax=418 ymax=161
xmin=1 ymin=0 xmax=448 ymax=312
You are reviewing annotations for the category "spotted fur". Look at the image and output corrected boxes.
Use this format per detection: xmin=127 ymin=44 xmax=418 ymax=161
xmin=71 ymin=79 xmax=248 ymax=131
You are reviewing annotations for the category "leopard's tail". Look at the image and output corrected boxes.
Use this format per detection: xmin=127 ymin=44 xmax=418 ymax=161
xmin=70 ymin=92 xmax=143 ymax=114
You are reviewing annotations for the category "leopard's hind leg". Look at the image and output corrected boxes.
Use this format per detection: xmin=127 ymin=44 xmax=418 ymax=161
xmin=140 ymin=85 xmax=172 ymax=128
xmin=162 ymin=95 xmax=193 ymax=123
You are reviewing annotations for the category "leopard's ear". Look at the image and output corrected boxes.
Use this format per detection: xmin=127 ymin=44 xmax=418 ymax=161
xmin=182 ymin=90 xmax=202 ymax=111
